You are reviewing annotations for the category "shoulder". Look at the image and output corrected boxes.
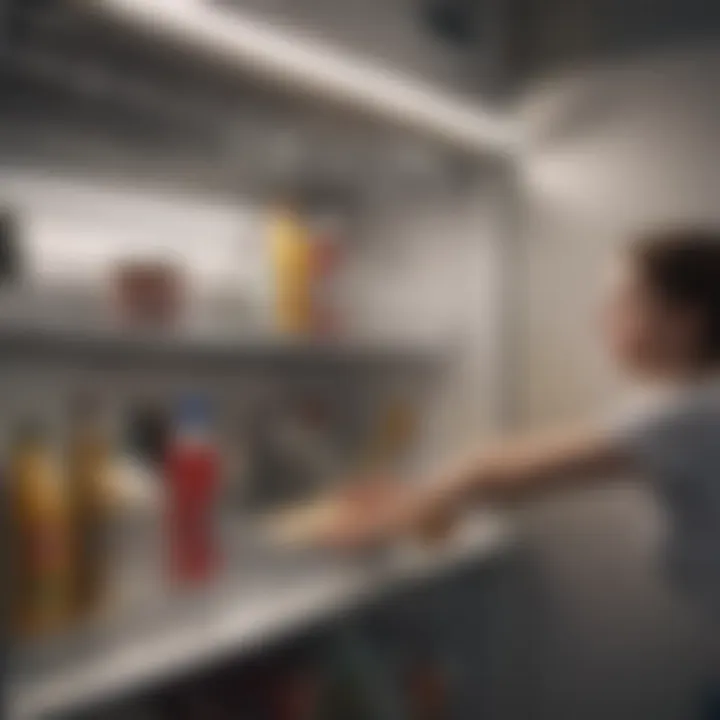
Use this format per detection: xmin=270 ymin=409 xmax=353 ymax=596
xmin=613 ymin=380 xmax=720 ymax=463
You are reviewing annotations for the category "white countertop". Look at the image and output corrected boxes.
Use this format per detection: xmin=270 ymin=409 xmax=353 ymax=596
xmin=7 ymin=512 xmax=513 ymax=720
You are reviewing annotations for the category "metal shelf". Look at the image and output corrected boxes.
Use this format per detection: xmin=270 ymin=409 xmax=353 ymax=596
xmin=0 ymin=323 xmax=448 ymax=373
xmin=7 ymin=514 xmax=512 ymax=720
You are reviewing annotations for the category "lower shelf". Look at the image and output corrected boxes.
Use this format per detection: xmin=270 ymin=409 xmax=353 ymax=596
xmin=7 ymin=513 xmax=512 ymax=720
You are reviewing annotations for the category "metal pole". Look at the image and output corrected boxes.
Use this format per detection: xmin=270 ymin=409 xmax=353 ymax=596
xmin=494 ymin=156 xmax=526 ymax=432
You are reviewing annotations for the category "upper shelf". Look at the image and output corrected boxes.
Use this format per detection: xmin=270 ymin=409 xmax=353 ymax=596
xmin=0 ymin=322 xmax=448 ymax=372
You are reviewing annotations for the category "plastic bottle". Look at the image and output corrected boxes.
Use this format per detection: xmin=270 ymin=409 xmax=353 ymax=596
xmin=308 ymin=213 xmax=345 ymax=339
xmin=165 ymin=395 xmax=219 ymax=586
xmin=9 ymin=423 xmax=71 ymax=638
xmin=66 ymin=395 xmax=112 ymax=620
xmin=269 ymin=204 xmax=313 ymax=336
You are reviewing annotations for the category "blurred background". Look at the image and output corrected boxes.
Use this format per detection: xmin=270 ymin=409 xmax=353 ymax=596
xmin=1 ymin=1 xmax=720 ymax=719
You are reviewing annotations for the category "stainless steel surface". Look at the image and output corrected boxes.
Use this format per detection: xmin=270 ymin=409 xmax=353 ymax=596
xmin=0 ymin=321 xmax=448 ymax=373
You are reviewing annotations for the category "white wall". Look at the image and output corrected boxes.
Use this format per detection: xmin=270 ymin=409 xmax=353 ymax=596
xmin=510 ymin=43 xmax=720 ymax=720
xmin=520 ymin=44 xmax=720 ymax=424
xmin=0 ymin=169 xmax=265 ymax=296
xmin=349 ymin=181 xmax=506 ymax=458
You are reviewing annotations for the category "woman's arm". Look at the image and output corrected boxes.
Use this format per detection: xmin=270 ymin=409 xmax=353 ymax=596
xmin=326 ymin=424 xmax=631 ymax=547
xmin=431 ymin=423 xmax=628 ymax=506
xmin=410 ymin=423 xmax=633 ymax=536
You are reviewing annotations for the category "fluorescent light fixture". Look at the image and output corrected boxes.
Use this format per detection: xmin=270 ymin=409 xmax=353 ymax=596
xmin=87 ymin=0 xmax=520 ymax=155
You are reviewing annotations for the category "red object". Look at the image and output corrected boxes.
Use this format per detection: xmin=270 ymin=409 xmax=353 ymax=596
xmin=309 ymin=230 xmax=345 ymax=337
xmin=406 ymin=664 xmax=448 ymax=720
xmin=165 ymin=437 xmax=219 ymax=585
xmin=270 ymin=671 xmax=322 ymax=720
xmin=113 ymin=260 xmax=185 ymax=327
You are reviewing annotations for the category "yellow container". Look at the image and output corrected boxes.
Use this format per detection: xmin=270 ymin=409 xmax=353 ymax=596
xmin=66 ymin=417 xmax=112 ymax=620
xmin=10 ymin=428 xmax=72 ymax=639
xmin=269 ymin=206 xmax=313 ymax=336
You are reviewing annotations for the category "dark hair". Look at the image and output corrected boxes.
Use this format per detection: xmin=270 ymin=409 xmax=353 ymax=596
xmin=632 ymin=227 xmax=720 ymax=364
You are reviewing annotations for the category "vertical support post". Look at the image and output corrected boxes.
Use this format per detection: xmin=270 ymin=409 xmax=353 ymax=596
xmin=493 ymin=156 xmax=525 ymax=432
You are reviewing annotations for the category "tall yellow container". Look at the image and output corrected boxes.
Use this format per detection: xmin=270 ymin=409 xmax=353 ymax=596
xmin=66 ymin=409 xmax=111 ymax=620
xmin=10 ymin=426 xmax=71 ymax=639
xmin=269 ymin=205 xmax=313 ymax=336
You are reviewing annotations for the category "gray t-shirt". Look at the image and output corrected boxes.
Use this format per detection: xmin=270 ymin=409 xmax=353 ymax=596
xmin=618 ymin=381 xmax=720 ymax=622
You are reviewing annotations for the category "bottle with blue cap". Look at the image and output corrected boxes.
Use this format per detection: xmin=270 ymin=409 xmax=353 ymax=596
xmin=166 ymin=393 xmax=219 ymax=585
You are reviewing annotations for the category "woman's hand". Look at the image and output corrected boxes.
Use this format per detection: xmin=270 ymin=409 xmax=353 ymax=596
xmin=315 ymin=478 xmax=415 ymax=550
xmin=317 ymin=478 xmax=459 ymax=551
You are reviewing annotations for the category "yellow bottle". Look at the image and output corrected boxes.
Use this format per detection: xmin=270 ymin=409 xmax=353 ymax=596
xmin=269 ymin=204 xmax=313 ymax=336
xmin=66 ymin=402 xmax=112 ymax=620
xmin=10 ymin=424 xmax=71 ymax=639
